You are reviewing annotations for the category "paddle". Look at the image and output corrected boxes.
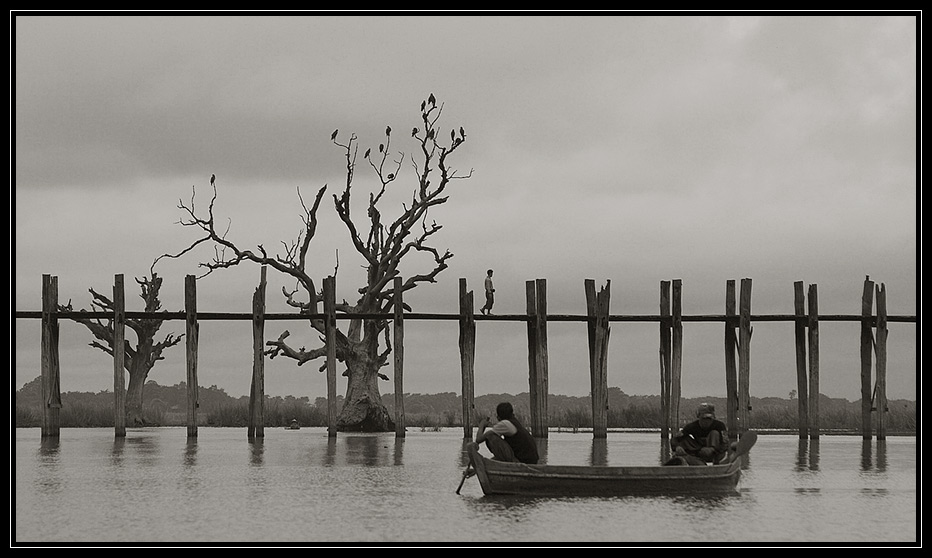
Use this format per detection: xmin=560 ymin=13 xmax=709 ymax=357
xmin=455 ymin=464 xmax=474 ymax=495
xmin=729 ymin=431 xmax=758 ymax=463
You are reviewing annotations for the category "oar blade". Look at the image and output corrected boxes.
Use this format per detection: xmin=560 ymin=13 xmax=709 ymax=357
xmin=731 ymin=431 xmax=758 ymax=463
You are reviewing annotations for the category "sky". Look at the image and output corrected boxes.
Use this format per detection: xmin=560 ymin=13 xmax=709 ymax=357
xmin=13 ymin=13 xmax=919 ymax=404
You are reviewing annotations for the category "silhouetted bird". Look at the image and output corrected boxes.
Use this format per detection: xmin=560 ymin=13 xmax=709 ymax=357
xmin=331 ymin=129 xmax=338 ymax=141
xmin=451 ymin=129 xmax=455 ymax=141
xmin=210 ymin=174 xmax=215 ymax=186
xmin=412 ymin=127 xmax=418 ymax=137
xmin=460 ymin=127 xmax=465 ymax=138
xmin=387 ymin=173 xmax=394 ymax=180
xmin=421 ymin=100 xmax=426 ymax=111
xmin=365 ymin=148 xmax=371 ymax=159
xmin=379 ymin=143 xmax=384 ymax=153
xmin=428 ymin=93 xmax=436 ymax=106
xmin=386 ymin=126 xmax=391 ymax=136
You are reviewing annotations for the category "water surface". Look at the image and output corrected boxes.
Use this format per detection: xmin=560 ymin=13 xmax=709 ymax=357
xmin=14 ymin=428 xmax=917 ymax=545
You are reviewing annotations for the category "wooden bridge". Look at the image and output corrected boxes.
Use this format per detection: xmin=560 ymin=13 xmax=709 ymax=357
xmin=17 ymin=271 xmax=914 ymax=442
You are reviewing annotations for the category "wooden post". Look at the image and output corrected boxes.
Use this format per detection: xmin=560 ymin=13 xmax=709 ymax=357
xmin=526 ymin=281 xmax=539 ymax=433
xmin=738 ymin=278 xmax=752 ymax=433
xmin=671 ymin=279 xmax=683 ymax=430
xmin=323 ymin=276 xmax=338 ymax=438
xmin=526 ymin=279 xmax=549 ymax=438
xmin=874 ymin=283 xmax=887 ymax=440
xmin=248 ymin=266 xmax=267 ymax=439
xmin=185 ymin=275 xmax=199 ymax=438
xmin=585 ymin=279 xmax=610 ymax=439
xmin=807 ymin=283 xmax=820 ymax=439
xmin=40 ymin=275 xmax=61 ymax=438
xmin=113 ymin=274 xmax=126 ymax=438
xmin=458 ymin=278 xmax=475 ymax=439
xmin=860 ymin=276 xmax=875 ymax=439
xmin=724 ymin=280 xmax=739 ymax=438
xmin=659 ymin=281 xmax=672 ymax=438
xmin=393 ymin=277 xmax=406 ymax=438
xmin=793 ymin=281 xmax=809 ymax=439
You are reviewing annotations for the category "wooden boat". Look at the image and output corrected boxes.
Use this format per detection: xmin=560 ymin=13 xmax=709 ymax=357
xmin=464 ymin=431 xmax=757 ymax=497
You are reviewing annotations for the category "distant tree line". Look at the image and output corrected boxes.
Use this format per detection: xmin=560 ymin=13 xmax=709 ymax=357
xmin=15 ymin=377 xmax=916 ymax=434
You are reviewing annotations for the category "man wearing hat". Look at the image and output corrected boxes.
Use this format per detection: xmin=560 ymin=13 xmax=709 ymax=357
xmin=669 ymin=403 xmax=730 ymax=464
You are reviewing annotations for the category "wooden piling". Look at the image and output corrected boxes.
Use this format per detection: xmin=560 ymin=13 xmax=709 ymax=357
xmin=185 ymin=275 xmax=199 ymax=438
xmin=724 ymin=280 xmax=738 ymax=437
xmin=860 ymin=276 xmax=874 ymax=439
xmin=671 ymin=279 xmax=683 ymax=430
xmin=659 ymin=281 xmax=672 ymax=438
xmin=793 ymin=281 xmax=809 ymax=439
xmin=874 ymin=283 xmax=887 ymax=440
xmin=113 ymin=274 xmax=126 ymax=438
xmin=40 ymin=275 xmax=61 ymax=438
xmin=323 ymin=276 xmax=338 ymax=438
xmin=738 ymin=278 xmax=752 ymax=433
xmin=393 ymin=277 xmax=406 ymax=438
xmin=807 ymin=283 xmax=820 ymax=439
xmin=248 ymin=266 xmax=267 ymax=439
xmin=459 ymin=278 xmax=476 ymax=439
xmin=527 ymin=279 xmax=549 ymax=438
xmin=585 ymin=279 xmax=610 ymax=439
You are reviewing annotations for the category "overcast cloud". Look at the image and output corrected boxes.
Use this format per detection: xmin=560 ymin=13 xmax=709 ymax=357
xmin=14 ymin=14 xmax=918 ymax=402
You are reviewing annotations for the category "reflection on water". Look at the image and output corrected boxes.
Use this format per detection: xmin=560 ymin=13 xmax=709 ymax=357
xmin=860 ymin=439 xmax=887 ymax=473
xmin=249 ymin=438 xmax=264 ymax=466
xmin=14 ymin=429 xmax=917 ymax=544
xmin=183 ymin=439 xmax=197 ymax=467
xmin=589 ymin=438 xmax=607 ymax=467
xmin=796 ymin=438 xmax=820 ymax=471
xmin=393 ymin=437 xmax=405 ymax=466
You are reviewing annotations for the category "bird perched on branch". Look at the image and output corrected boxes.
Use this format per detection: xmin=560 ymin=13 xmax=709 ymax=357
xmin=331 ymin=129 xmax=338 ymax=141
xmin=386 ymin=126 xmax=391 ymax=136
xmin=460 ymin=127 xmax=465 ymax=138
xmin=365 ymin=148 xmax=371 ymax=159
xmin=428 ymin=93 xmax=436 ymax=106
xmin=412 ymin=127 xmax=418 ymax=137
xmin=210 ymin=174 xmax=215 ymax=186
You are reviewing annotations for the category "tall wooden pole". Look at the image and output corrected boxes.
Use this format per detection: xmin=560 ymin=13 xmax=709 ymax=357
xmin=459 ymin=278 xmax=476 ymax=439
xmin=526 ymin=281 xmax=539 ymax=433
xmin=526 ymin=279 xmax=549 ymax=438
xmin=185 ymin=275 xmax=199 ymax=438
xmin=860 ymin=276 xmax=875 ymax=439
xmin=585 ymin=279 xmax=610 ymax=439
xmin=737 ymin=278 xmax=752 ymax=433
xmin=393 ymin=277 xmax=406 ymax=438
xmin=671 ymin=279 xmax=683 ymax=430
xmin=40 ymin=275 xmax=61 ymax=438
xmin=323 ymin=276 xmax=338 ymax=438
xmin=659 ymin=281 xmax=672 ymax=438
xmin=248 ymin=266 xmax=267 ymax=439
xmin=807 ymin=283 xmax=820 ymax=439
xmin=724 ymin=280 xmax=739 ymax=438
xmin=113 ymin=274 xmax=126 ymax=438
xmin=793 ymin=281 xmax=809 ymax=439
xmin=874 ymin=283 xmax=887 ymax=440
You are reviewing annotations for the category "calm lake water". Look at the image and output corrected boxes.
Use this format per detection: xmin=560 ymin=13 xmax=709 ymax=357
xmin=13 ymin=427 xmax=918 ymax=546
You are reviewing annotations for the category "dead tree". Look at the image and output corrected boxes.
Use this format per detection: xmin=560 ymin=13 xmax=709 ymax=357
xmin=156 ymin=95 xmax=472 ymax=431
xmin=60 ymin=273 xmax=183 ymax=425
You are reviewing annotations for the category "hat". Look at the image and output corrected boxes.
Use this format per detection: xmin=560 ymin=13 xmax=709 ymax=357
xmin=696 ymin=403 xmax=715 ymax=419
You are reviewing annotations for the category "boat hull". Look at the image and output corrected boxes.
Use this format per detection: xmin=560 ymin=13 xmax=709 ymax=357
xmin=466 ymin=442 xmax=745 ymax=497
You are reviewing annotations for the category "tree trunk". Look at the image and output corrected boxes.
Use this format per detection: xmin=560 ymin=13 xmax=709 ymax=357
xmin=125 ymin=365 xmax=147 ymax=426
xmin=337 ymin=352 xmax=394 ymax=432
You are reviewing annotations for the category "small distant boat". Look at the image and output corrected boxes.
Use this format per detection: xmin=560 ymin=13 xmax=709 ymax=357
xmin=463 ymin=431 xmax=758 ymax=497
xmin=285 ymin=421 xmax=300 ymax=430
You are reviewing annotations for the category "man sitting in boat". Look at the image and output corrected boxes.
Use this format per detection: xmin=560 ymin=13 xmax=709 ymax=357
xmin=667 ymin=403 xmax=730 ymax=465
xmin=475 ymin=402 xmax=540 ymax=464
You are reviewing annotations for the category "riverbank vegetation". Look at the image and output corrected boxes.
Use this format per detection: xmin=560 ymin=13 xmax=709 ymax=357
xmin=15 ymin=377 xmax=916 ymax=433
